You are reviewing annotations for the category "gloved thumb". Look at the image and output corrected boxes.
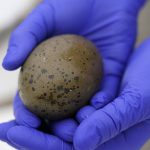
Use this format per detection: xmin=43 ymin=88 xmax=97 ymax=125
xmin=3 ymin=1 xmax=54 ymax=70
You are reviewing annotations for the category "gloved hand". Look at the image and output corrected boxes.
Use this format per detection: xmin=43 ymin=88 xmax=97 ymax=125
xmin=1 ymin=0 xmax=148 ymax=149
xmin=74 ymin=38 xmax=150 ymax=150
xmin=1 ymin=38 xmax=150 ymax=150
xmin=3 ymin=0 xmax=145 ymax=107
xmin=0 ymin=119 xmax=150 ymax=150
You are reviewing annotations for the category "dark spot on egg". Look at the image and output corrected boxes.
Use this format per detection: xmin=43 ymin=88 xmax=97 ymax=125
xmin=32 ymin=65 xmax=35 ymax=68
xmin=29 ymin=79 xmax=33 ymax=84
xmin=34 ymin=105 xmax=38 ymax=109
xmin=51 ymin=101 xmax=56 ymax=105
xmin=57 ymin=85 xmax=63 ymax=91
xmin=64 ymin=109 xmax=68 ymax=113
xmin=64 ymin=79 xmax=67 ymax=82
xmin=74 ymin=76 xmax=79 ymax=82
xmin=76 ymin=100 xmax=80 ymax=103
xmin=37 ymin=74 xmax=41 ymax=80
xmin=64 ymin=88 xmax=70 ymax=94
xmin=92 ymin=63 xmax=95 ymax=66
xmin=49 ymin=93 xmax=53 ymax=100
xmin=48 ymin=75 xmax=54 ymax=79
xmin=41 ymin=109 xmax=46 ymax=113
xmin=41 ymin=69 xmax=47 ymax=74
xmin=32 ymin=87 xmax=35 ymax=91
xmin=21 ymin=67 xmax=24 ymax=72
xmin=65 ymin=74 xmax=68 ymax=77
xmin=57 ymin=95 xmax=62 ymax=98
xmin=57 ymin=102 xmax=66 ymax=106
xmin=37 ymin=95 xmax=45 ymax=100
xmin=68 ymin=58 xmax=72 ymax=61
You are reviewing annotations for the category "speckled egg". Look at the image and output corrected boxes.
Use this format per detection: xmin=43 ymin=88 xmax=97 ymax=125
xmin=19 ymin=34 xmax=103 ymax=120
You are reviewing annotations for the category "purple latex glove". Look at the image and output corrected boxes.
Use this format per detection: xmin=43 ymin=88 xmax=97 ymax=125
xmin=1 ymin=38 xmax=150 ymax=150
xmin=0 ymin=119 xmax=150 ymax=150
xmin=5 ymin=0 xmax=146 ymax=139
xmin=1 ymin=0 xmax=148 ymax=149
xmin=3 ymin=0 xmax=145 ymax=107
xmin=73 ymin=38 xmax=150 ymax=150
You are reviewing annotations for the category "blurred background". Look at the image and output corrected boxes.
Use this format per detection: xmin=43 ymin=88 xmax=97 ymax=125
xmin=0 ymin=0 xmax=150 ymax=149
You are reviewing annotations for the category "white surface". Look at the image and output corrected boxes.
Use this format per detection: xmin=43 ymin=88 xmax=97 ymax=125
xmin=0 ymin=105 xmax=15 ymax=150
xmin=0 ymin=0 xmax=41 ymax=32
xmin=0 ymin=0 xmax=41 ymax=104
xmin=0 ymin=36 xmax=19 ymax=105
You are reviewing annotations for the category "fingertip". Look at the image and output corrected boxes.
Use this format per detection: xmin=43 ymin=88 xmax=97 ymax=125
xmin=76 ymin=105 xmax=96 ymax=123
xmin=74 ymin=127 xmax=88 ymax=150
xmin=0 ymin=121 xmax=17 ymax=142
xmin=8 ymin=125 xmax=73 ymax=150
xmin=15 ymin=107 xmax=41 ymax=128
xmin=74 ymin=113 xmax=103 ymax=150
xmin=91 ymin=75 xmax=119 ymax=109
xmin=7 ymin=126 xmax=34 ymax=143
xmin=91 ymin=91 xmax=109 ymax=109
xmin=22 ymin=114 xmax=41 ymax=128
xmin=74 ymin=123 xmax=97 ymax=150
xmin=3 ymin=29 xmax=37 ymax=71
xmin=2 ymin=56 xmax=18 ymax=71
xmin=2 ymin=45 xmax=24 ymax=70
xmin=51 ymin=119 xmax=78 ymax=142
xmin=7 ymin=126 xmax=20 ymax=143
xmin=7 ymin=126 xmax=29 ymax=148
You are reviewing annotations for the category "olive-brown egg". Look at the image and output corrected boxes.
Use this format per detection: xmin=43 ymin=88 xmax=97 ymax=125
xmin=19 ymin=34 xmax=103 ymax=120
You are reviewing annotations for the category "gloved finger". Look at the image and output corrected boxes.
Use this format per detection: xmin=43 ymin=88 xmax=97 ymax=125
xmin=84 ymin=23 xmax=134 ymax=109
xmin=81 ymin=0 xmax=147 ymax=109
xmin=50 ymin=118 xmax=78 ymax=142
xmin=0 ymin=121 xmax=20 ymax=149
xmin=138 ymin=0 xmax=147 ymax=8
xmin=2 ymin=1 xmax=54 ymax=70
xmin=76 ymin=105 xmax=96 ymax=123
xmin=74 ymin=92 xmax=146 ymax=150
xmin=91 ymin=75 xmax=119 ymax=109
xmin=0 ymin=121 xmax=17 ymax=142
xmin=7 ymin=126 xmax=73 ymax=150
xmin=95 ymin=120 xmax=150 ymax=150
xmin=50 ymin=106 xmax=96 ymax=142
xmin=14 ymin=92 xmax=41 ymax=128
